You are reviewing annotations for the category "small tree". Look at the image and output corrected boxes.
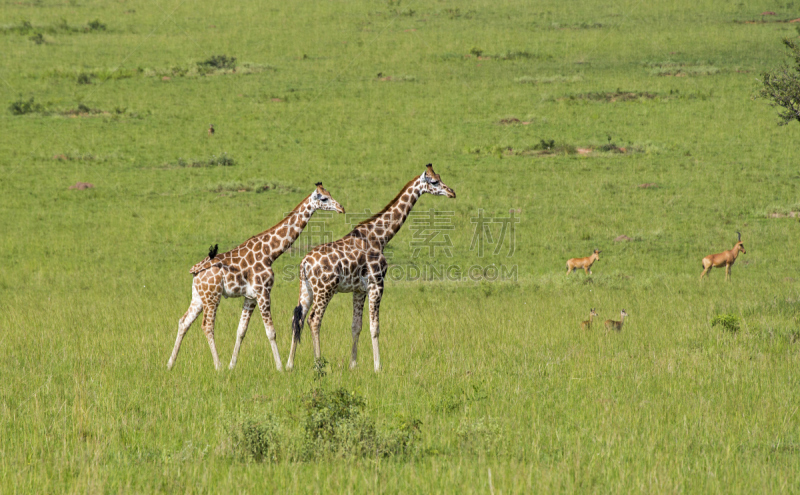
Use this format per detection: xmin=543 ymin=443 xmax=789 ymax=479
xmin=759 ymin=38 xmax=800 ymax=125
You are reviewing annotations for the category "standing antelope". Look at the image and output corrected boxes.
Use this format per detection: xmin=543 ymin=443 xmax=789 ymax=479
xmin=604 ymin=309 xmax=628 ymax=331
xmin=567 ymin=249 xmax=601 ymax=275
xmin=580 ymin=308 xmax=599 ymax=330
xmin=700 ymin=232 xmax=746 ymax=281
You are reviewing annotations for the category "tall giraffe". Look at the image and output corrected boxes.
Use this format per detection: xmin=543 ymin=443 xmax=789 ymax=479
xmin=286 ymin=164 xmax=456 ymax=372
xmin=167 ymin=183 xmax=345 ymax=371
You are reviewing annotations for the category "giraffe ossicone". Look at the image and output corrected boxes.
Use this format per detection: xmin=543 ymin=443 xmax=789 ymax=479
xmin=286 ymin=164 xmax=456 ymax=373
xmin=167 ymin=183 xmax=345 ymax=371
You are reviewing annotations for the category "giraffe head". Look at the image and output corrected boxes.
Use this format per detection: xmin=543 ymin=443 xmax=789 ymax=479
xmin=420 ymin=164 xmax=456 ymax=198
xmin=310 ymin=182 xmax=345 ymax=213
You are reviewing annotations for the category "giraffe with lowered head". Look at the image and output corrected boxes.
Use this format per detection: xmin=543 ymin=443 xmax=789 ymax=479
xmin=167 ymin=183 xmax=345 ymax=371
xmin=286 ymin=164 xmax=456 ymax=372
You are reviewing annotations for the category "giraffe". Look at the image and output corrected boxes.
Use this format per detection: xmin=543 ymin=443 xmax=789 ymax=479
xmin=285 ymin=164 xmax=456 ymax=372
xmin=167 ymin=183 xmax=345 ymax=371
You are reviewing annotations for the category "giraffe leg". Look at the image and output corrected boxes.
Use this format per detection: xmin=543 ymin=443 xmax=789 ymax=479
xmin=368 ymin=283 xmax=384 ymax=372
xmin=350 ymin=292 xmax=367 ymax=369
xmin=286 ymin=277 xmax=312 ymax=371
xmin=255 ymin=288 xmax=283 ymax=371
xmin=308 ymin=292 xmax=333 ymax=362
xmin=228 ymin=298 xmax=256 ymax=370
xmin=201 ymin=297 xmax=222 ymax=370
xmin=167 ymin=287 xmax=203 ymax=369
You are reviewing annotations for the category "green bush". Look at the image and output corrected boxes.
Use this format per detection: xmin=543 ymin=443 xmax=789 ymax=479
xmin=225 ymin=418 xmax=282 ymax=462
xmin=711 ymin=314 xmax=740 ymax=333
xmin=9 ymin=97 xmax=43 ymax=115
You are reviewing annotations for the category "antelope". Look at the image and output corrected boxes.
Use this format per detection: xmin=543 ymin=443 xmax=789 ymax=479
xmin=700 ymin=232 xmax=746 ymax=281
xmin=580 ymin=308 xmax=599 ymax=330
xmin=604 ymin=309 xmax=628 ymax=331
xmin=567 ymin=249 xmax=601 ymax=275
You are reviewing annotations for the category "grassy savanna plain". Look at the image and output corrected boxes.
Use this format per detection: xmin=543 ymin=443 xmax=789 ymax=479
xmin=2 ymin=0 xmax=800 ymax=491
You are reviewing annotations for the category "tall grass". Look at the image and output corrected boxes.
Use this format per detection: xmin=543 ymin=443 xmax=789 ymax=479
xmin=1 ymin=0 xmax=799 ymax=492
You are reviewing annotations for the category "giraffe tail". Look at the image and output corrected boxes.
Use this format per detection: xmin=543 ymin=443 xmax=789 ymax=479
xmin=292 ymin=264 xmax=312 ymax=343
xmin=292 ymin=305 xmax=304 ymax=343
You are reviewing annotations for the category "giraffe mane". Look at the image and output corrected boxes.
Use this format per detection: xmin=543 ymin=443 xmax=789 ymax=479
xmin=353 ymin=178 xmax=417 ymax=228
xmin=238 ymin=192 xmax=314 ymax=244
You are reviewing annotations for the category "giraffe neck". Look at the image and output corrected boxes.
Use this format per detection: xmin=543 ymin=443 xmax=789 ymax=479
xmin=349 ymin=178 xmax=424 ymax=251
xmin=258 ymin=197 xmax=315 ymax=264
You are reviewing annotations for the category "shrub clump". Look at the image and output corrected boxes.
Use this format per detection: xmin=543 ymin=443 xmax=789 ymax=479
xmin=526 ymin=139 xmax=577 ymax=155
xmin=711 ymin=314 xmax=741 ymax=333
xmin=198 ymin=55 xmax=237 ymax=70
xmin=225 ymin=418 xmax=282 ymax=462
xmin=9 ymin=97 xmax=44 ymax=115
xmin=301 ymin=387 xmax=421 ymax=459
xmin=759 ymin=38 xmax=800 ymax=126
xmin=171 ymin=153 xmax=235 ymax=168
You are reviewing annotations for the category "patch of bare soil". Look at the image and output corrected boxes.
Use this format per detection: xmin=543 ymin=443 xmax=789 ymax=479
xmin=638 ymin=183 xmax=658 ymax=189
xmin=768 ymin=211 xmax=799 ymax=218
xmin=577 ymin=148 xmax=592 ymax=155
xmin=614 ymin=235 xmax=632 ymax=242
xmin=69 ymin=182 xmax=94 ymax=190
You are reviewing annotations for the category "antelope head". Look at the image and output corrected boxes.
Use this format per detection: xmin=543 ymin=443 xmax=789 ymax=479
xmin=735 ymin=231 xmax=746 ymax=254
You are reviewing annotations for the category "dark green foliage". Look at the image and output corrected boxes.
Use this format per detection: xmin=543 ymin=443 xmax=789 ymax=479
xmin=225 ymin=418 xmax=281 ymax=462
xmin=198 ymin=55 xmax=237 ymax=70
xmin=301 ymin=387 xmax=421 ymax=459
xmin=532 ymin=139 xmax=556 ymax=151
xmin=529 ymin=139 xmax=576 ymax=155
xmin=76 ymin=73 xmax=93 ymax=85
xmin=712 ymin=314 xmax=741 ymax=333
xmin=302 ymin=387 xmax=366 ymax=445
xmin=29 ymin=33 xmax=44 ymax=44
xmin=9 ymin=97 xmax=43 ymax=115
xmin=87 ymin=19 xmax=106 ymax=31
xmin=1 ymin=19 xmax=107 ymax=35
xmin=759 ymin=38 xmax=800 ymax=125
xmin=312 ymin=357 xmax=328 ymax=381
xmin=171 ymin=153 xmax=235 ymax=168
xmin=567 ymin=91 xmax=657 ymax=102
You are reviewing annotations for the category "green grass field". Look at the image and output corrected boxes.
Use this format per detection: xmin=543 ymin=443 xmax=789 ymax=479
xmin=3 ymin=0 xmax=800 ymax=492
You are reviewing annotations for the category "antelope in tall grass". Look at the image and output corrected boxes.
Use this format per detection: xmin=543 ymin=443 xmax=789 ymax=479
xmin=700 ymin=232 xmax=746 ymax=281
xmin=580 ymin=308 xmax=599 ymax=330
xmin=605 ymin=309 xmax=628 ymax=331
xmin=567 ymin=249 xmax=601 ymax=275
